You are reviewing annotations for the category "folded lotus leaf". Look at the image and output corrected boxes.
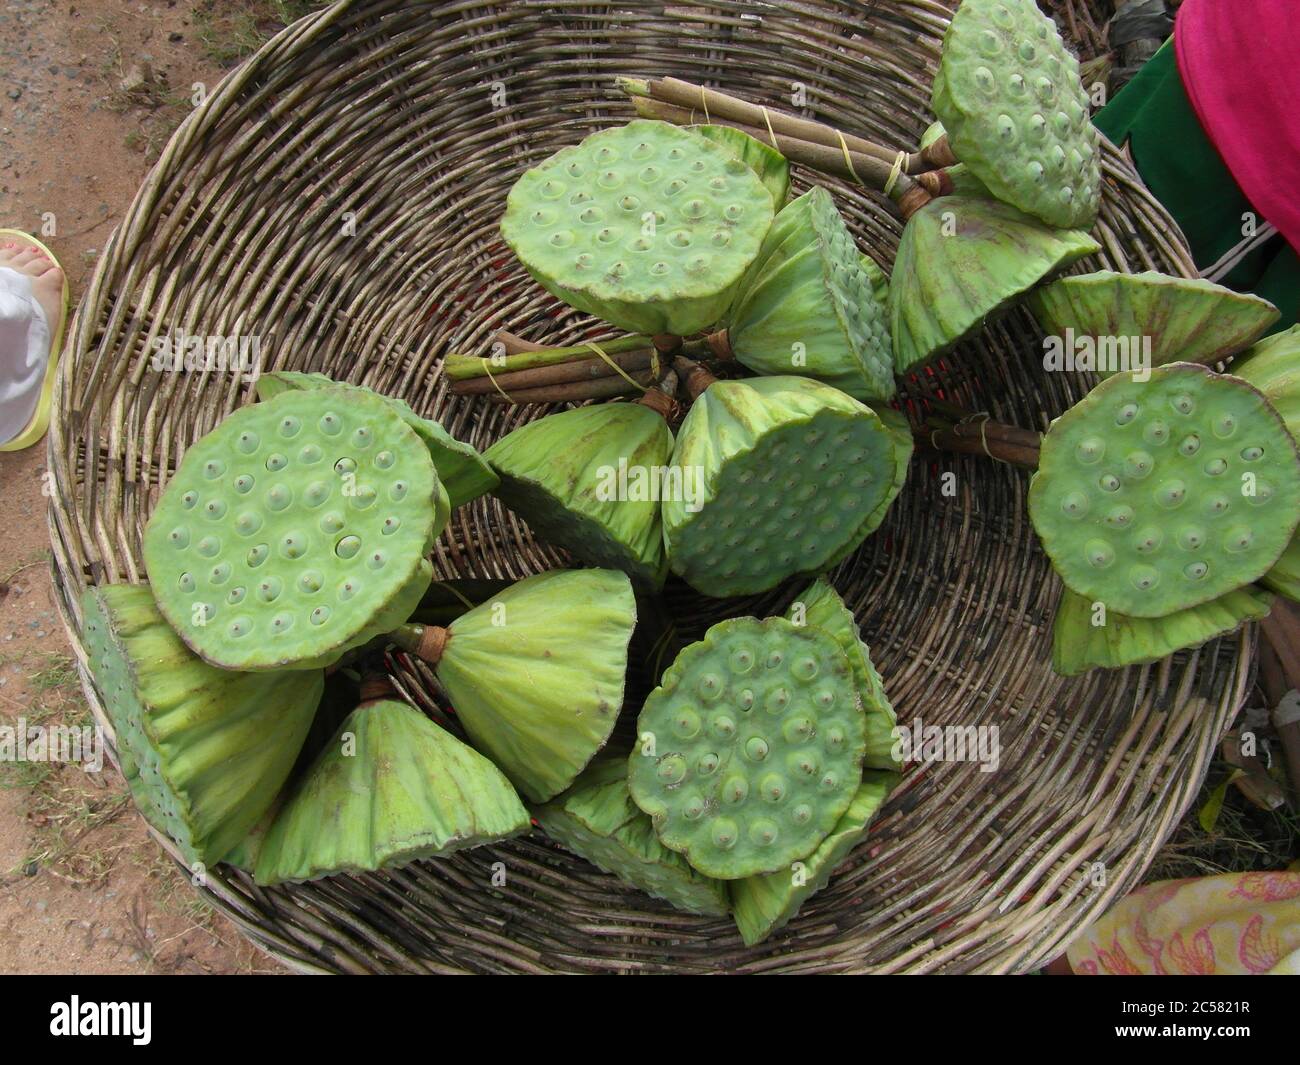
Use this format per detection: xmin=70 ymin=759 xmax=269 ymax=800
xmin=1051 ymin=585 xmax=1275 ymax=676
xmin=889 ymin=195 xmax=1100 ymax=373
xmin=1233 ymin=326 xmax=1300 ymax=601
xmin=727 ymin=187 xmax=894 ymax=402
xmin=256 ymin=371 xmax=498 ymax=509
xmin=1028 ymin=271 xmax=1280 ymax=378
xmin=535 ymin=760 xmax=730 ymax=915
xmin=500 ymin=119 xmax=775 ymax=335
xmin=485 ymin=404 xmax=673 ymax=590
xmin=144 ymin=388 xmax=443 ymax=671
xmin=82 ymin=584 xmax=320 ymax=869
xmin=663 ymin=376 xmax=900 ymax=598
xmin=729 ymin=770 xmax=896 ymax=945
xmin=690 ymin=124 xmax=790 ymax=210
xmin=1029 ymin=364 xmax=1300 ymax=617
xmin=433 ymin=569 xmax=636 ymax=802
xmin=787 ymin=579 xmax=899 ymax=769
xmin=254 ymin=698 xmax=529 ymax=884
xmin=934 ymin=0 xmax=1101 ymax=228
xmin=627 ymin=616 xmax=866 ymax=880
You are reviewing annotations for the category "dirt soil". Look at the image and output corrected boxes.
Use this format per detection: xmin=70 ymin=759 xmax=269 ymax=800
xmin=0 ymin=0 xmax=296 ymax=975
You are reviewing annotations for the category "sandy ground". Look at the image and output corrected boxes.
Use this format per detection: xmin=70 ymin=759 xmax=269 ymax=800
xmin=0 ymin=0 xmax=284 ymax=975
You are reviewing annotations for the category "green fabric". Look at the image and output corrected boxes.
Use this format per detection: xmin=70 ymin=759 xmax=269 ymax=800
xmin=1095 ymin=39 xmax=1299 ymax=332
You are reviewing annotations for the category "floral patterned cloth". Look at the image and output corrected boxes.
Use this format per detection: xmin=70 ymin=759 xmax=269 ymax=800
xmin=1066 ymin=870 xmax=1300 ymax=975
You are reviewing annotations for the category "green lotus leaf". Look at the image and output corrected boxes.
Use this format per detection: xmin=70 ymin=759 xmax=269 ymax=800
xmin=1050 ymin=585 xmax=1275 ymax=676
xmin=1028 ymin=271 xmax=1280 ymax=378
xmin=663 ymin=376 xmax=900 ymax=598
xmin=143 ymin=388 xmax=443 ymax=671
xmin=787 ymin=579 xmax=899 ymax=769
xmin=82 ymin=584 xmax=320 ymax=869
xmin=934 ymin=0 xmax=1102 ymax=228
xmin=254 ymin=698 xmax=529 ymax=885
xmin=627 ymin=616 xmax=866 ymax=880
xmin=729 ymin=770 xmax=896 ymax=946
xmin=535 ymin=760 xmax=729 ymax=915
xmin=433 ymin=569 xmax=636 ymax=802
xmin=485 ymin=404 xmax=673 ymax=590
xmin=726 ymin=187 xmax=894 ymax=402
xmin=889 ymin=195 xmax=1100 ymax=373
xmin=256 ymin=371 xmax=498 ymax=509
xmin=690 ymin=124 xmax=791 ymax=210
xmin=1029 ymin=364 xmax=1300 ymax=617
xmin=500 ymin=119 xmax=775 ymax=335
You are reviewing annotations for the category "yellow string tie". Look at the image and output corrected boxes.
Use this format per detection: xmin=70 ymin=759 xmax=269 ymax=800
xmin=836 ymin=130 xmax=863 ymax=186
xmin=482 ymin=361 xmax=516 ymax=403
xmin=587 ymin=341 xmax=653 ymax=392
xmin=760 ymin=106 xmax=780 ymax=152
xmin=883 ymin=150 xmax=906 ymax=198
xmin=698 ymin=84 xmax=711 ymax=124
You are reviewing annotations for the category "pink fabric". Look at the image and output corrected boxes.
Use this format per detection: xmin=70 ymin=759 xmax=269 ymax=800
xmin=1175 ymin=0 xmax=1300 ymax=255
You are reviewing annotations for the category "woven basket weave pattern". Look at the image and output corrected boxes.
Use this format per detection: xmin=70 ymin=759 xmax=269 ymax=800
xmin=48 ymin=0 xmax=1245 ymax=974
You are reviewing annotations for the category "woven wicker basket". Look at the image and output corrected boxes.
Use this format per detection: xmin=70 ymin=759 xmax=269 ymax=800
xmin=49 ymin=0 xmax=1249 ymax=974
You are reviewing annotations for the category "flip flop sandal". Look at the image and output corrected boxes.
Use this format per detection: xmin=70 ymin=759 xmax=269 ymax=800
xmin=0 ymin=229 xmax=71 ymax=452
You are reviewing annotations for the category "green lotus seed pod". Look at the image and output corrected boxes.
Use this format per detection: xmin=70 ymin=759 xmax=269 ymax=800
xmin=254 ymin=697 xmax=529 ymax=885
xmin=82 ymin=584 xmax=320 ymax=869
xmin=143 ymin=389 xmax=444 ymax=671
xmin=1051 ymin=585 xmax=1275 ymax=676
xmin=500 ymin=120 xmax=776 ymax=335
xmin=1028 ymin=272 xmax=1280 ymax=378
xmin=485 ymin=404 xmax=673 ymax=590
xmin=627 ymin=616 xmax=866 ymax=880
xmin=730 ymin=770 xmax=896 ymax=945
xmin=1233 ymin=325 xmax=1300 ymax=601
xmin=535 ymin=760 xmax=730 ymax=915
xmin=889 ymin=195 xmax=1100 ymax=373
xmin=430 ymin=569 xmax=636 ymax=802
xmin=934 ymin=0 xmax=1102 ymax=228
xmin=859 ymin=407 xmax=914 ymax=539
xmin=1029 ymin=363 xmax=1300 ymax=617
xmin=664 ymin=376 xmax=901 ymax=598
xmin=256 ymin=371 xmax=498 ymax=509
xmin=787 ymin=580 xmax=900 ymax=769
xmin=725 ymin=187 xmax=894 ymax=402
xmin=690 ymin=124 xmax=791 ymax=209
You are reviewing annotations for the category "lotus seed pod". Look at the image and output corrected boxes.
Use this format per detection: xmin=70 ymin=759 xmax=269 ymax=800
xmin=690 ymin=124 xmax=791 ymax=210
xmin=663 ymin=376 xmax=900 ymax=598
xmin=889 ymin=195 xmax=1100 ymax=373
xmin=256 ymin=371 xmax=498 ymax=509
xmin=484 ymin=404 xmax=673 ymax=590
xmin=82 ymin=584 xmax=320 ymax=869
xmin=933 ymin=0 xmax=1101 ymax=228
xmin=143 ymin=389 xmax=444 ymax=671
xmin=1028 ymin=272 xmax=1280 ymax=378
xmin=627 ymin=616 xmax=866 ymax=879
xmin=859 ymin=407 xmax=914 ymax=539
xmin=726 ymin=187 xmax=895 ymax=402
xmin=1029 ymin=363 xmax=1300 ymax=617
xmin=500 ymin=120 xmax=776 ymax=336
xmin=1051 ymin=586 xmax=1274 ymax=677
xmin=254 ymin=698 xmax=529 ymax=885
xmin=535 ymin=760 xmax=730 ymax=915
xmin=431 ymin=569 xmax=636 ymax=802
xmin=787 ymin=580 xmax=900 ymax=769
xmin=1233 ymin=326 xmax=1300 ymax=601
xmin=729 ymin=770 xmax=896 ymax=945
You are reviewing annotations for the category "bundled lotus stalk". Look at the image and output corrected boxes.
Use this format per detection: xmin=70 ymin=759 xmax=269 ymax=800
xmin=484 ymin=374 xmax=679 ymax=590
xmin=254 ymin=675 xmax=530 ymax=885
xmin=661 ymin=358 xmax=911 ymax=598
xmin=391 ymin=569 xmax=636 ymax=802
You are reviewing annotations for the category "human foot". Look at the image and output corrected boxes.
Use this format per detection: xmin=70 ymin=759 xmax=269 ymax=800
xmin=0 ymin=240 xmax=65 ymax=329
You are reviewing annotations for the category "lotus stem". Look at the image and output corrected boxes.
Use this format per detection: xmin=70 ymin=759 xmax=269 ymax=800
xmin=495 ymin=330 xmax=550 ymax=354
xmin=483 ymin=367 xmax=660 ymax=404
xmin=638 ymin=369 xmax=680 ymax=421
xmin=450 ymin=347 xmax=660 ymax=396
xmin=444 ymin=334 xmax=651 ymax=381
xmin=391 ymin=623 xmax=451 ymax=665
xmin=672 ymin=356 xmax=718 ymax=400
xmin=358 ymin=673 xmax=399 ymax=707
xmin=914 ymin=409 xmax=1042 ymax=469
